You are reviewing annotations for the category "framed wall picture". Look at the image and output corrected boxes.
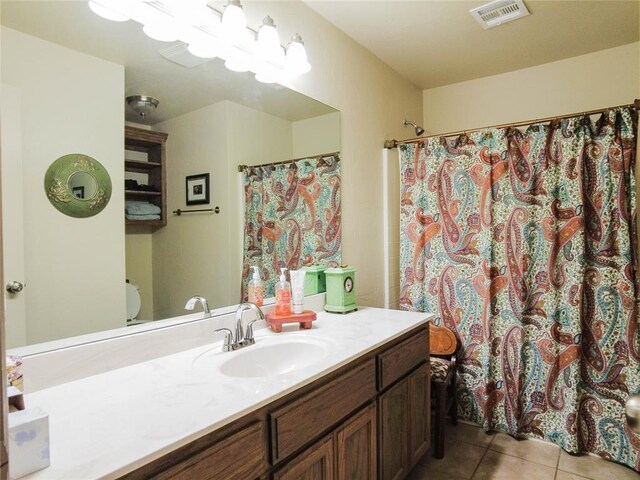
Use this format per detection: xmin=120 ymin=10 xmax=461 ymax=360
xmin=186 ymin=173 xmax=210 ymax=206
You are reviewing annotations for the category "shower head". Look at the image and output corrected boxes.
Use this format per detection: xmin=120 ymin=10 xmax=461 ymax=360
xmin=404 ymin=120 xmax=425 ymax=136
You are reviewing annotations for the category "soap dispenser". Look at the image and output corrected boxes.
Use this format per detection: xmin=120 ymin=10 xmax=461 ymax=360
xmin=275 ymin=268 xmax=292 ymax=316
xmin=247 ymin=266 xmax=264 ymax=307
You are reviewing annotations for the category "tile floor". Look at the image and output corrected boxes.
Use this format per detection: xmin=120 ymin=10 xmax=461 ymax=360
xmin=407 ymin=421 xmax=640 ymax=480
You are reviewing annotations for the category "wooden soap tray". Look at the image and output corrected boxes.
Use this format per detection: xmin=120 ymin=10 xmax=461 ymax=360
xmin=265 ymin=310 xmax=317 ymax=333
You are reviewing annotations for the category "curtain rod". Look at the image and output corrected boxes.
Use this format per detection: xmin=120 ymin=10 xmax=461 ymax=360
xmin=237 ymin=151 xmax=341 ymax=172
xmin=384 ymin=99 xmax=640 ymax=149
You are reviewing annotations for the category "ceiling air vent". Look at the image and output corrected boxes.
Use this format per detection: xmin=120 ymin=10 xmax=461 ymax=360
xmin=159 ymin=43 xmax=211 ymax=68
xmin=469 ymin=0 xmax=530 ymax=29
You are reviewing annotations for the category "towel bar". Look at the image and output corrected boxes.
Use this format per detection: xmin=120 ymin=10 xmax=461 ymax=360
xmin=173 ymin=207 xmax=220 ymax=216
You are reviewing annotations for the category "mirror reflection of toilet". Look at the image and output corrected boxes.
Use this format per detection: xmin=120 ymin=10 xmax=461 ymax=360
xmin=125 ymin=282 xmax=147 ymax=325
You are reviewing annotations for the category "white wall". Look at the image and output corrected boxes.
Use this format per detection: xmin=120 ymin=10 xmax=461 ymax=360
xmin=423 ymin=42 xmax=640 ymax=134
xmin=1 ymin=27 xmax=125 ymax=344
xmin=382 ymin=148 xmax=400 ymax=309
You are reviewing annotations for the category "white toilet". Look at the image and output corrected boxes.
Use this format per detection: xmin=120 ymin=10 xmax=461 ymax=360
xmin=126 ymin=282 xmax=142 ymax=324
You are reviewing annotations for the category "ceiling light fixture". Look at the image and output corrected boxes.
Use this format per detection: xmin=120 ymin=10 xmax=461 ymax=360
xmin=126 ymin=95 xmax=160 ymax=118
xmin=87 ymin=0 xmax=311 ymax=85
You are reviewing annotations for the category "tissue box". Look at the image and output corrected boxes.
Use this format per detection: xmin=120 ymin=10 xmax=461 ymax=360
xmin=8 ymin=408 xmax=50 ymax=478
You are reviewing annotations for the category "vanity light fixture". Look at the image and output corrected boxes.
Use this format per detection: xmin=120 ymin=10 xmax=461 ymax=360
xmin=126 ymin=95 xmax=160 ymax=118
xmin=285 ymin=34 xmax=311 ymax=75
xmin=88 ymin=0 xmax=128 ymax=22
xmin=87 ymin=0 xmax=312 ymax=85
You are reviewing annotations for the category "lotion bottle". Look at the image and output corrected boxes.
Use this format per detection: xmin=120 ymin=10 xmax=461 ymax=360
xmin=275 ymin=268 xmax=292 ymax=316
xmin=247 ymin=266 xmax=264 ymax=307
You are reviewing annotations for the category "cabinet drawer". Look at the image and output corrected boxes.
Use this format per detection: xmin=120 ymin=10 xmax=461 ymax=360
xmin=271 ymin=359 xmax=376 ymax=463
xmin=377 ymin=329 xmax=429 ymax=390
xmin=153 ymin=421 xmax=266 ymax=480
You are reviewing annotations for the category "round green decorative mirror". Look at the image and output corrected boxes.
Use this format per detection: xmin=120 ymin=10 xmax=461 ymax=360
xmin=44 ymin=154 xmax=112 ymax=218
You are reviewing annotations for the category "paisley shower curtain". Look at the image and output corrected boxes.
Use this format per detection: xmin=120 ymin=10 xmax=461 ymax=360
xmin=399 ymin=107 xmax=640 ymax=470
xmin=241 ymin=153 xmax=341 ymax=299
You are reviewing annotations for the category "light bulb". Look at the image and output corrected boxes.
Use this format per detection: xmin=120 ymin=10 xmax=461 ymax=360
xmin=143 ymin=21 xmax=179 ymax=42
xmin=172 ymin=0 xmax=214 ymax=26
xmin=188 ymin=43 xmax=219 ymax=59
xmin=255 ymin=66 xmax=280 ymax=84
xmin=224 ymin=49 xmax=252 ymax=72
xmin=285 ymin=34 xmax=311 ymax=75
xmin=256 ymin=16 xmax=283 ymax=64
xmin=88 ymin=0 xmax=129 ymax=22
xmin=221 ymin=0 xmax=248 ymax=46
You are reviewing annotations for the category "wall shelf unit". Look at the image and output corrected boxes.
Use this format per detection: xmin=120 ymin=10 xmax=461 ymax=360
xmin=124 ymin=126 xmax=168 ymax=227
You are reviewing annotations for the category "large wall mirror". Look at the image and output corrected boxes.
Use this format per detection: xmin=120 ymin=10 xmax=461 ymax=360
xmin=1 ymin=1 xmax=340 ymax=352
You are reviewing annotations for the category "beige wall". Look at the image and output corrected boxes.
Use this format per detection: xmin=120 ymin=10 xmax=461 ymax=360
xmin=423 ymin=42 xmax=640 ymax=134
xmin=153 ymin=102 xmax=229 ymax=319
xmin=1 ymin=27 xmax=125 ymax=344
xmin=248 ymin=2 xmax=423 ymax=308
xmin=419 ymin=40 xmax=640 ymax=311
xmin=152 ymin=101 xmax=297 ymax=318
xmin=2 ymin=0 xmax=424 ymax=346
xmin=128 ymin=100 xmax=340 ymax=320
xmin=224 ymin=101 xmax=296 ymax=302
xmin=124 ymin=228 xmax=154 ymax=320
xmin=152 ymin=99 xmax=342 ymax=317
xmin=1 ymin=84 xmax=26 ymax=347
xmin=292 ymin=112 xmax=341 ymax=158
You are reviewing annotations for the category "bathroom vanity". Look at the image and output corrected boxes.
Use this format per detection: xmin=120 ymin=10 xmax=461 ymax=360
xmin=19 ymin=307 xmax=431 ymax=479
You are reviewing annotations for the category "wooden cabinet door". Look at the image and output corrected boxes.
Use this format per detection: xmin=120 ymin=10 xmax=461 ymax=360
xmin=378 ymin=379 xmax=409 ymax=480
xmin=149 ymin=421 xmax=267 ymax=480
xmin=336 ymin=403 xmax=377 ymax=480
xmin=271 ymin=359 xmax=376 ymax=463
xmin=408 ymin=364 xmax=430 ymax=468
xmin=274 ymin=436 xmax=334 ymax=480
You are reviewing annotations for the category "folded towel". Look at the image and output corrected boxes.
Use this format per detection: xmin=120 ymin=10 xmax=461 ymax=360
xmin=126 ymin=213 xmax=161 ymax=221
xmin=125 ymin=201 xmax=161 ymax=215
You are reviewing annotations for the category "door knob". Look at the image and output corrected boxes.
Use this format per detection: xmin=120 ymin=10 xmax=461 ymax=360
xmin=5 ymin=281 xmax=24 ymax=294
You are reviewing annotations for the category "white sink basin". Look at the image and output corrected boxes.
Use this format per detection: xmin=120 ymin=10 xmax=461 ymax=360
xmin=218 ymin=336 xmax=332 ymax=378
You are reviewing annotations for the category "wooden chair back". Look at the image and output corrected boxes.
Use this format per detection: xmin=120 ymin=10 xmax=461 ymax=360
xmin=429 ymin=323 xmax=457 ymax=356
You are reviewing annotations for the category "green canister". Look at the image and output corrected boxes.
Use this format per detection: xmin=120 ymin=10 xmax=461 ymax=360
xmin=301 ymin=265 xmax=327 ymax=296
xmin=324 ymin=265 xmax=357 ymax=314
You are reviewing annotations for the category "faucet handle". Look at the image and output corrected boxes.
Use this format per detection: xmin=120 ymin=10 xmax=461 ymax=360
xmin=243 ymin=319 xmax=261 ymax=346
xmin=214 ymin=328 xmax=235 ymax=352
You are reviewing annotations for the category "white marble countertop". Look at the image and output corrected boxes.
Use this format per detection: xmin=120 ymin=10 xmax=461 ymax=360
xmin=21 ymin=307 xmax=431 ymax=480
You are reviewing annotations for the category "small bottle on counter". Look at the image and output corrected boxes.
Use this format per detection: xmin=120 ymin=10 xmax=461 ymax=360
xmin=275 ymin=268 xmax=291 ymax=316
xmin=247 ymin=266 xmax=264 ymax=307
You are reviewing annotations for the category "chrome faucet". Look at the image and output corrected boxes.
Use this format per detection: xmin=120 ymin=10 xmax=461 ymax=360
xmin=185 ymin=295 xmax=211 ymax=318
xmin=214 ymin=302 xmax=265 ymax=352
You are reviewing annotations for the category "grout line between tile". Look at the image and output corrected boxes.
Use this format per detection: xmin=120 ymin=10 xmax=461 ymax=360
xmin=490 ymin=449 xmax=560 ymax=469
xmin=468 ymin=442 xmax=491 ymax=480
xmin=486 ymin=430 xmax=496 ymax=447
xmin=554 ymin=446 xmax=561 ymax=480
